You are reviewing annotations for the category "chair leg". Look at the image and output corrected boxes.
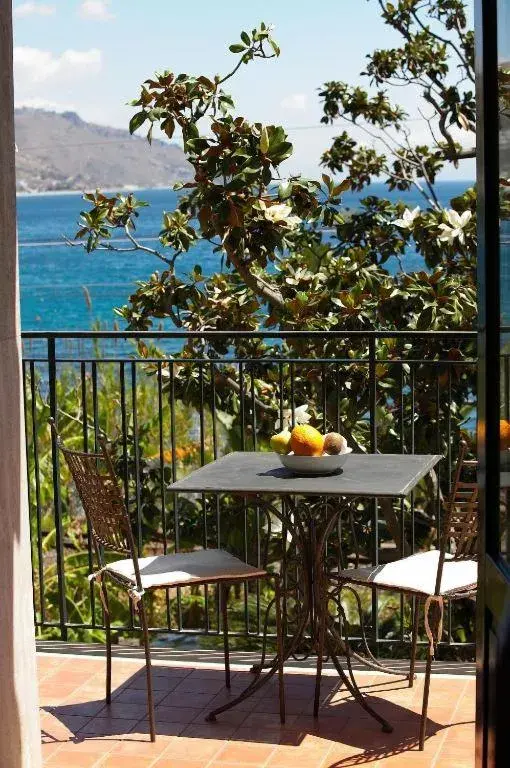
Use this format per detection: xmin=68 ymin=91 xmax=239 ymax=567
xmin=419 ymin=646 xmax=433 ymax=750
xmin=408 ymin=598 xmax=420 ymax=689
xmin=221 ymin=583 xmax=231 ymax=689
xmin=314 ymin=586 xmax=327 ymax=717
xmin=274 ymin=576 xmax=286 ymax=724
xmin=101 ymin=581 xmax=112 ymax=705
xmin=138 ymin=599 xmax=156 ymax=742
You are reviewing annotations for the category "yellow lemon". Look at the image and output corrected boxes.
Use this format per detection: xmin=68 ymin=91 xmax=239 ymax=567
xmin=270 ymin=429 xmax=292 ymax=455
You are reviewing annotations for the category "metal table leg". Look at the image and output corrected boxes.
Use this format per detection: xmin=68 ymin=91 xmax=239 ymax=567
xmin=206 ymin=494 xmax=393 ymax=733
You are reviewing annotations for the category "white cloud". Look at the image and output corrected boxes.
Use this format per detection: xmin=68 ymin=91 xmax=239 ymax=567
xmin=78 ymin=1 xmax=115 ymax=21
xmin=14 ymin=2 xmax=56 ymax=17
xmin=281 ymin=93 xmax=308 ymax=110
xmin=14 ymin=46 xmax=102 ymax=84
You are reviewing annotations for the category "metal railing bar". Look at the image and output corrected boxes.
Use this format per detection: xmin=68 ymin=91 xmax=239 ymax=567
xmin=81 ymin=362 xmax=95 ymax=628
xmin=131 ymin=363 xmax=142 ymax=556
xmin=24 ymin=355 xmax=479 ymax=366
xmin=169 ymin=365 xmax=182 ymax=631
xmin=31 ymin=617 xmax=476 ymax=648
xmin=21 ymin=329 xmax=478 ymax=340
xmin=23 ymin=360 xmax=38 ymax=628
xmin=29 ymin=359 xmax=45 ymax=624
xmin=48 ymin=337 xmax=67 ymax=640
xmin=157 ymin=363 xmax=172 ymax=630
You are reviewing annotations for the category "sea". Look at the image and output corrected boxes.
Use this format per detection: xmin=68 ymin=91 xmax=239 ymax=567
xmin=17 ymin=181 xmax=473 ymax=332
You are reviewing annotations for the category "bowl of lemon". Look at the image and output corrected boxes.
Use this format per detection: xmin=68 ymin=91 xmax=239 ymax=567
xmin=271 ymin=424 xmax=352 ymax=476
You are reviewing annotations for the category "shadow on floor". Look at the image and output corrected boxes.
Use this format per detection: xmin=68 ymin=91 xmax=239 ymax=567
xmin=43 ymin=664 xmax=471 ymax=764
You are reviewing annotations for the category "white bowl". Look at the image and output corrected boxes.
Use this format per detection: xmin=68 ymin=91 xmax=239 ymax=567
xmin=277 ymin=448 xmax=353 ymax=476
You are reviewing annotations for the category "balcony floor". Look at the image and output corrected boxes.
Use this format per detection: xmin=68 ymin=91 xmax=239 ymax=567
xmin=39 ymin=650 xmax=475 ymax=768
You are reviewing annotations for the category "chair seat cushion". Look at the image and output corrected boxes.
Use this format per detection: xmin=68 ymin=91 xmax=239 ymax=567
xmin=336 ymin=550 xmax=477 ymax=596
xmin=105 ymin=548 xmax=267 ymax=590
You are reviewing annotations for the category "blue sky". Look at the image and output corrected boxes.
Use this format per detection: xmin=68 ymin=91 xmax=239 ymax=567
xmin=13 ymin=0 xmax=475 ymax=179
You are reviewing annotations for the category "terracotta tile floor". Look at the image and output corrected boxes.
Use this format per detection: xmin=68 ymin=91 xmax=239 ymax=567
xmin=38 ymin=652 xmax=475 ymax=767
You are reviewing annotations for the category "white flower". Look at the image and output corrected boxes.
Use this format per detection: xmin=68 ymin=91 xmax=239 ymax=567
xmin=275 ymin=404 xmax=311 ymax=431
xmin=285 ymin=267 xmax=314 ymax=285
xmin=438 ymin=209 xmax=472 ymax=245
xmin=264 ymin=203 xmax=301 ymax=228
xmin=394 ymin=206 xmax=420 ymax=229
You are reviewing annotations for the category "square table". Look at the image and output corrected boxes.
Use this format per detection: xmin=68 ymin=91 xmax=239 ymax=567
xmin=170 ymin=451 xmax=442 ymax=732
xmin=170 ymin=451 xmax=441 ymax=498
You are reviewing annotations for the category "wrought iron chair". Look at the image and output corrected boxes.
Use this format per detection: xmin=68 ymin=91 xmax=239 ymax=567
xmin=325 ymin=440 xmax=477 ymax=750
xmin=50 ymin=419 xmax=285 ymax=741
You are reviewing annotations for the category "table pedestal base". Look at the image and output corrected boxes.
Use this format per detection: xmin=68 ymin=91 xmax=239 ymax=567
xmin=206 ymin=495 xmax=394 ymax=733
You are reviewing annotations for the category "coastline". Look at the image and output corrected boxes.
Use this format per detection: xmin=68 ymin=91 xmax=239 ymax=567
xmin=16 ymin=184 xmax=172 ymax=198
xmin=16 ymin=178 xmax=475 ymax=199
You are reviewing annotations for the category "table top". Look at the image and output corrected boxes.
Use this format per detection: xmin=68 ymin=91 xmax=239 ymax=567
xmin=169 ymin=452 xmax=442 ymax=498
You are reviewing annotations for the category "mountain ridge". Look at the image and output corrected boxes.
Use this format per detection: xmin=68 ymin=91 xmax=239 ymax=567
xmin=15 ymin=108 xmax=191 ymax=193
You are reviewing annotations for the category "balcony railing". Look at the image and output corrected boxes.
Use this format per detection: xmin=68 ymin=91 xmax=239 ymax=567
xmin=22 ymin=329 xmax=477 ymax=657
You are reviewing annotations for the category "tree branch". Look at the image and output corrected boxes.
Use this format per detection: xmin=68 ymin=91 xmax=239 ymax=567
xmin=226 ymin=248 xmax=285 ymax=310
xmin=124 ymin=225 xmax=174 ymax=266
xmin=410 ymin=9 xmax=473 ymax=81
xmin=456 ymin=147 xmax=476 ymax=160
xmin=339 ymin=114 xmax=439 ymax=208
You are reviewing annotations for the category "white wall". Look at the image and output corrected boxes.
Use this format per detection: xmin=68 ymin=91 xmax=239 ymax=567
xmin=0 ymin=2 xmax=42 ymax=765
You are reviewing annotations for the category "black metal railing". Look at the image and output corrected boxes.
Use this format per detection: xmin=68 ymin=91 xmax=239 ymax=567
xmin=22 ymin=329 xmax=477 ymax=657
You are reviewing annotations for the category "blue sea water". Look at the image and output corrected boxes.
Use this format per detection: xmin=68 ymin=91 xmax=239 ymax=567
xmin=17 ymin=181 xmax=473 ymax=331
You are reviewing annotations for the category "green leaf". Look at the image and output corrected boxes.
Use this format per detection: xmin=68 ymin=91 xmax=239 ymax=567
xmin=278 ymin=181 xmax=293 ymax=200
xmin=229 ymin=44 xmax=246 ymax=53
xmin=333 ymin=178 xmax=351 ymax=195
xmin=129 ymin=111 xmax=147 ymax=134
xmin=262 ymin=165 xmax=272 ymax=186
xmin=269 ymin=39 xmax=280 ymax=56
xmin=260 ymin=126 xmax=269 ymax=154
xmin=197 ymin=75 xmax=215 ymax=89
xmin=162 ymin=117 xmax=175 ymax=139
xmin=240 ymin=31 xmax=251 ymax=46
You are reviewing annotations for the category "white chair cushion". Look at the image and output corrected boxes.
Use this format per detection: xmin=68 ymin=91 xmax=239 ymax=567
xmin=106 ymin=548 xmax=267 ymax=590
xmin=337 ymin=550 xmax=477 ymax=596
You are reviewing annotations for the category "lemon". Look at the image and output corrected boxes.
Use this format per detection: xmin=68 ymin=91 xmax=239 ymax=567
xmin=270 ymin=429 xmax=292 ymax=455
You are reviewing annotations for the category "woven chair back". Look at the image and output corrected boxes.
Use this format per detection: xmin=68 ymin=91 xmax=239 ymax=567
xmin=442 ymin=440 xmax=478 ymax=561
xmin=50 ymin=420 xmax=135 ymax=560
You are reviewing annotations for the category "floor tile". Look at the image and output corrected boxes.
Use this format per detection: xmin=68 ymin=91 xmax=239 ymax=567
xmin=159 ymin=734 xmax=226 ymax=760
xmin=45 ymin=748 xmax=105 ymax=767
xmin=159 ymin=690 xmax=216 ymax=708
xmin=97 ymin=757 xmax=155 ymax=768
xmin=216 ymin=741 xmax=277 ymax=763
xmin=153 ymin=760 xmax=211 ymax=768
xmin=130 ymin=720 xmax=187 ymax=738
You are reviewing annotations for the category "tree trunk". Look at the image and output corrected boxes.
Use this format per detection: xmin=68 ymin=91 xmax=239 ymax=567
xmin=0 ymin=2 xmax=42 ymax=765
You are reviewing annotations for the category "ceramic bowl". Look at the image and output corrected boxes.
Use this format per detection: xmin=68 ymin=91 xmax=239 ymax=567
xmin=277 ymin=447 xmax=353 ymax=476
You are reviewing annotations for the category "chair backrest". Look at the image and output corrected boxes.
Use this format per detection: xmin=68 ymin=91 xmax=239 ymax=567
xmin=442 ymin=440 xmax=478 ymax=561
xmin=434 ymin=439 xmax=478 ymax=596
xmin=50 ymin=419 xmax=140 ymax=580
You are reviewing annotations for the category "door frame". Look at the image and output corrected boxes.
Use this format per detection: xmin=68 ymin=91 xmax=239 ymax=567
xmin=475 ymin=0 xmax=510 ymax=765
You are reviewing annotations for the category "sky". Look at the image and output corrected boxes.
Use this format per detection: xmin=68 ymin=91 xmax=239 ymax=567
xmin=12 ymin=0 xmax=475 ymax=180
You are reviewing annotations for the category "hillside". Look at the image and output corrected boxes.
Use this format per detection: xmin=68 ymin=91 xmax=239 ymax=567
xmin=15 ymin=108 xmax=191 ymax=193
